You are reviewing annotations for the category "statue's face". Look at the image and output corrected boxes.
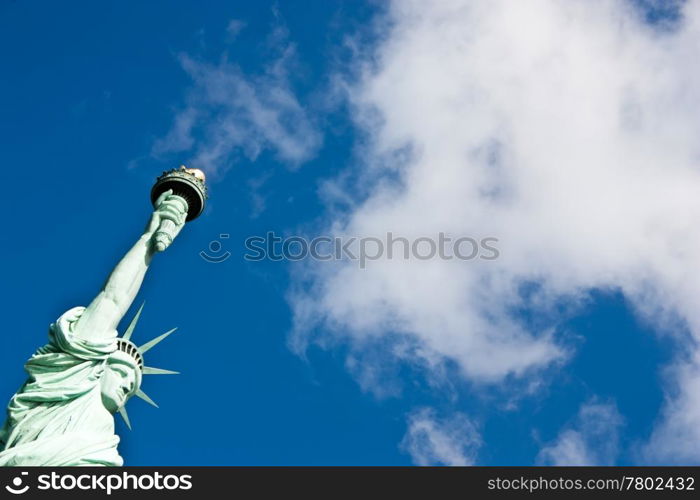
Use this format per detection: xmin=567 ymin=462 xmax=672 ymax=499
xmin=101 ymin=355 xmax=140 ymax=413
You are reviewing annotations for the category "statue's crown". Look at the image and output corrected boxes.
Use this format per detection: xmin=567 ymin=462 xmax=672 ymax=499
xmin=114 ymin=302 xmax=178 ymax=430
xmin=116 ymin=338 xmax=144 ymax=369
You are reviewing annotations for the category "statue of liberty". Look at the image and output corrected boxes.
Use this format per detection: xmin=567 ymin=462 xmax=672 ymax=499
xmin=0 ymin=167 xmax=207 ymax=466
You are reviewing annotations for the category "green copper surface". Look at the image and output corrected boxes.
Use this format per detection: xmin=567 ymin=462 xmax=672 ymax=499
xmin=0 ymin=187 xmax=194 ymax=466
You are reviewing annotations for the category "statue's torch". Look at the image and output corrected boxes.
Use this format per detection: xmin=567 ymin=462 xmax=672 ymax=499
xmin=150 ymin=165 xmax=208 ymax=252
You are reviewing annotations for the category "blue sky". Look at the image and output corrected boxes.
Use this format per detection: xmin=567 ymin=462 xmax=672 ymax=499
xmin=1 ymin=0 xmax=698 ymax=465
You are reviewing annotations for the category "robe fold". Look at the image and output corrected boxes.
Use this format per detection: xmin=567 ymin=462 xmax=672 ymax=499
xmin=0 ymin=307 xmax=125 ymax=466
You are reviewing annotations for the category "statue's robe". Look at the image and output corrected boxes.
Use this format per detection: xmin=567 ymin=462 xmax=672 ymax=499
xmin=0 ymin=307 xmax=124 ymax=466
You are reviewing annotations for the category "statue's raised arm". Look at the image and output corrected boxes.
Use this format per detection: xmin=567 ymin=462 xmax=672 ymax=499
xmin=73 ymin=190 xmax=188 ymax=341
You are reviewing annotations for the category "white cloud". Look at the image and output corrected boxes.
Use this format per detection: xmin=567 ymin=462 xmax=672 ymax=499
xmin=643 ymin=351 xmax=700 ymax=463
xmin=401 ymin=407 xmax=481 ymax=465
xmin=538 ymin=400 xmax=623 ymax=465
xmin=153 ymin=24 xmax=321 ymax=178
xmin=290 ymin=0 xmax=700 ymax=461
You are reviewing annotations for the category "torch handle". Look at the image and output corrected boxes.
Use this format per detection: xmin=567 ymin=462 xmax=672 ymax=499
xmin=152 ymin=193 xmax=190 ymax=252
xmin=153 ymin=219 xmax=177 ymax=252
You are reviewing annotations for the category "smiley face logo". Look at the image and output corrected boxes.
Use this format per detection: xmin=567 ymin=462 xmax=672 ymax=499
xmin=200 ymin=234 xmax=231 ymax=263
xmin=5 ymin=472 xmax=29 ymax=495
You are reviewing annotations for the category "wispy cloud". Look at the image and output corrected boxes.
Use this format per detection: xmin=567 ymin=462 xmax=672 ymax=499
xmin=538 ymin=400 xmax=623 ymax=465
xmin=642 ymin=350 xmax=700 ymax=463
xmin=289 ymin=0 xmax=700 ymax=462
xmin=401 ymin=407 xmax=481 ymax=466
xmin=153 ymin=21 xmax=322 ymax=178
xmin=225 ymin=19 xmax=246 ymax=42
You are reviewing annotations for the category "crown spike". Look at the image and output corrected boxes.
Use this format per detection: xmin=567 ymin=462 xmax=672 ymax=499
xmin=135 ymin=389 xmax=159 ymax=408
xmin=118 ymin=406 xmax=132 ymax=430
xmin=123 ymin=302 xmax=145 ymax=341
xmin=138 ymin=328 xmax=177 ymax=354
xmin=143 ymin=366 xmax=179 ymax=375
